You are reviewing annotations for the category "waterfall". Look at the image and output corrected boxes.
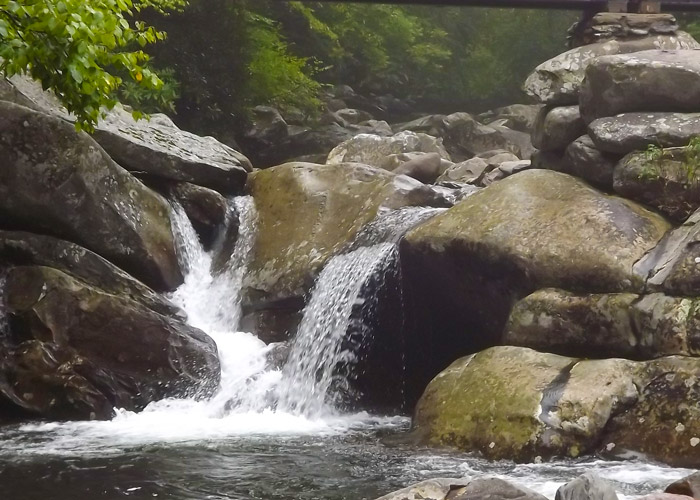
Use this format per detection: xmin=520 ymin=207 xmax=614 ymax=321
xmin=276 ymin=206 xmax=445 ymax=417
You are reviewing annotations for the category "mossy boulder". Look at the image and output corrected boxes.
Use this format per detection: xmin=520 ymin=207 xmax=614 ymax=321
xmin=0 ymin=101 xmax=182 ymax=291
xmin=504 ymin=289 xmax=700 ymax=359
xmin=411 ymin=346 xmax=639 ymax=461
xmin=614 ymin=148 xmax=700 ymax=222
xmin=399 ymin=170 xmax=670 ymax=405
xmin=0 ymin=266 xmax=220 ymax=420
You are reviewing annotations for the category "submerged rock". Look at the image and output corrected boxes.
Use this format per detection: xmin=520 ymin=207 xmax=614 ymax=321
xmin=412 ymin=345 xmax=700 ymax=466
xmin=0 ymin=101 xmax=182 ymax=291
xmin=169 ymin=182 xmax=228 ymax=248
xmin=0 ymin=266 xmax=220 ymax=420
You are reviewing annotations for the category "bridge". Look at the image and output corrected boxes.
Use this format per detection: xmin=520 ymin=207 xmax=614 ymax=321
xmin=292 ymin=0 xmax=700 ymax=11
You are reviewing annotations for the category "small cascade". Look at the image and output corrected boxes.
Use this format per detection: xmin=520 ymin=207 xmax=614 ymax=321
xmin=276 ymin=206 xmax=444 ymax=417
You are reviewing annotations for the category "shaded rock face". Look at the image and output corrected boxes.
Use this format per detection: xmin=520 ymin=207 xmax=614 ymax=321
xmin=412 ymin=346 xmax=700 ymax=466
xmin=565 ymin=135 xmax=619 ymax=190
xmin=399 ymin=170 xmax=669 ymax=405
xmin=0 ymin=231 xmax=181 ymax=318
xmin=635 ymin=209 xmax=700 ymax=295
xmin=580 ymin=50 xmax=700 ymax=123
xmin=614 ymin=148 xmax=700 ymax=222
xmin=0 ymin=266 xmax=220 ymax=420
xmin=589 ymin=112 xmax=700 ymax=155
xmin=0 ymin=101 xmax=182 ymax=291
xmin=504 ymin=289 xmax=700 ymax=359
xmin=325 ymin=131 xmax=450 ymax=168
xmin=478 ymin=104 xmax=543 ymax=134
xmin=523 ymin=33 xmax=700 ymax=105
xmin=241 ymin=162 xmax=449 ymax=342
xmin=532 ymin=106 xmax=586 ymax=152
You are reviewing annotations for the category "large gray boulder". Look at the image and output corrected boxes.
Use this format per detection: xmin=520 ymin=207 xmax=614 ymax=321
xmin=613 ymin=147 xmax=700 ymax=221
xmin=0 ymin=231 xmax=181 ymax=318
xmin=0 ymin=266 xmax=220 ymax=420
xmin=589 ymin=112 xmax=700 ymax=155
xmin=0 ymin=74 xmax=252 ymax=193
xmin=374 ymin=478 xmax=469 ymax=500
xmin=441 ymin=112 xmax=522 ymax=161
xmin=325 ymin=131 xmax=450 ymax=168
xmin=532 ymin=106 xmax=586 ymax=152
xmin=523 ymin=34 xmax=700 ymax=105
xmin=580 ymin=50 xmax=700 ymax=123
xmin=0 ymin=101 xmax=182 ymax=290
xmin=399 ymin=170 xmax=669 ymax=403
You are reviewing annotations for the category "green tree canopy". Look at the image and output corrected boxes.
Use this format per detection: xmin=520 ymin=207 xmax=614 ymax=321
xmin=0 ymin=0 xmax=184 ymax=130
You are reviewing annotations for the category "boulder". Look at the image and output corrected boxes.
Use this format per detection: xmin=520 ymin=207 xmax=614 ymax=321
xmin=394 ymin=114 xmax=447 ymax=136
xmin=532 ymin=106 xmax=586 ymax=152
xmin=665 ymin=472 xmax=700 ymax=498
xmin=441 ymin=112 xmax=520 ymax=161
xmin=400 ymin=170 xmax=669 ymax=404
xmin=0 ymin=266 xmax=220 ymax=420
xmin=601 ymin=356 xmax=700 ymax=467
xmin=635 ymin=209 xmax=700 ymax=297
xmin=523 ymin=33 xmax=700 ymax=105
xmin=589 ymin=112 xmax=700 ymax=155
xmin=241 ymin=162 xmax=449 ymax=341
xmin=491 ymin=124 xmax=535 ymax=160
xmin=580 ymin=50 xmax=700 ymax=123
xmin=531 ymin=150 xmax=569 ymax=173
xmin=169 ymin=182 xmax=228 ymax=248
xmin=392 ymin=152 xmax=447 ymax=184
xmin=436 ymin=157 xmax=492 ymax=185
xmin=336 ymin=108 xmax=374 ymax=125
xmin=411 ymin=346 xmax=640 ymax=461
xmin=0 ymin=231 xmax=180 ymax=318
xmin=503 ymin=289 xmax=640 ymax=358
xmin=481 ymin=160 xmax=532 ymax=186
xmin=374 ymin=478 xmax=469 ymax=500
xmin=504 ymin=289 xmax=700 ymax=359
xmin=613 ymin=147 xmax=700 ymax=221
xmin=326 ymin=131 xmax=450 ymax=168
xmin=572 ymin=13 xmax=680 ymax=46
xmin=0 ymin=101 xmax=182 ymax=291
xmin=478 ymin=104 xmax=543 ymax=133
xmin=242 ymin=106 xmax=289 ymax=154
xmin=0 ymin=74 xmax=252 ymax=193
xmin=565 ymin=135 xmax=619 ymax=190
xmin=555 ymin=473 xmax=619 ymax=500
xmin=449 ymin=478 xmax=549 ymax=500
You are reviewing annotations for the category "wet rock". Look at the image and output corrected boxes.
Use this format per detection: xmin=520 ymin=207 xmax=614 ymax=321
xmin=0 ymin=101 xmax=182 ymax=291
xmin=601 ymin=356 xmax=700 ymax=468
xmin=170 ymin=182 xmax=228 ymax=248
xmin=326 ymin=131 xmax=450 ymax=168
xmin=580 ymin=50 xmax=700 ymax=123
xmin=613 ymin=148 xmax=700 ymax=222
xmin=436 ymin=157 xmax=492 ymax=185
xmin=478 ymin=104 xmax=543 ymax=133
xmin=532 ymin=106 xmax=586 ymax=152
xmin=392 ymin=152 xmax=447 ymax=184
xmin=635 ymin=208 xmax=700 ymax=295
xmin=565 ymin=135 xmax=619 ymax=190
xmin=400 ymin=170 xmax=669 ymax=404
xmin=555 ymin=473 xmax=619 ymax=500
xmin=0 ymin=231 xmax=181 ymax=318
xmin=450 ymin=478 xmax=549 ymax=500
xmin=503 ymin=289 xmax=640 ymax=359
xmin=589 ymin=113 xmax=700 ymax=155
xmin=0 ymin=266 xmax=220 ymax=420
xmin=374 ymin=478 xmax=469 ymax=500
xmin=411 ymin=346 xmax=639 ymax=461
xmin=481 ymin=160 xmax=532 ymax=186
xmin=523 ymin=33 xmax=700 ymax=105
xmin=665 ymin=472 xmax=700 ymax=498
